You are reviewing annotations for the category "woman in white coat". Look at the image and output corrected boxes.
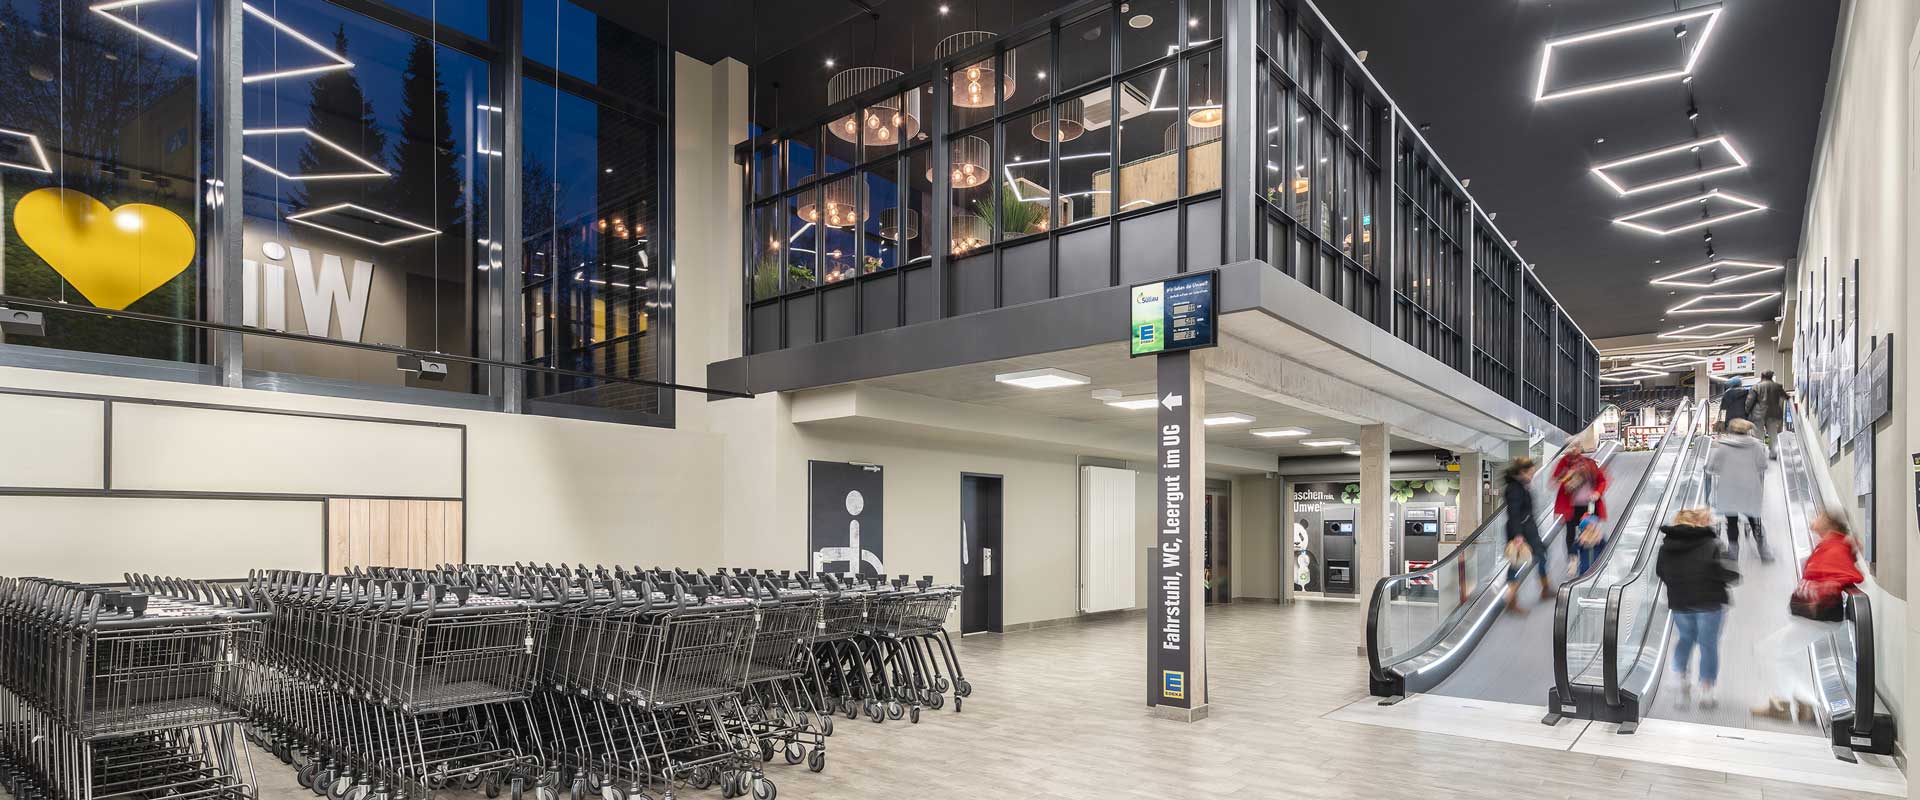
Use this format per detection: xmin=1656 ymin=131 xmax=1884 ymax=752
xmin=1706 ymin=419 xmax=1772 ymax=562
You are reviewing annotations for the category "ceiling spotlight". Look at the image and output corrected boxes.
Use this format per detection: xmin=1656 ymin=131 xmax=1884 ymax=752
xmin=1594 ymin=137 xmax=1606 ymax=144
xmin=938 ymin=4 xmax=948 ymax=13
xmin=1204 ymin=412 xmax=1255 ymax=426
xmin=1682 ymin=75 xmax=1694 ymax=84
xmin=1703 ymin=232 xmax=1713 ymax=242
xmin=1461 ymin=178 xmax=1472 ymax=188
xmin=395 ymin=354 xmax=449 ymax=381
xmin=1687 ymin=105 xmax=1700 ymax=120
xmin=1355 ymin=50 xmax=1369 ymax=62
xmin=0 ymin=307 xmax=46 ymax=337
xmin=994 ymin=367 xmax=1091 ymax=389
xmin=825 ymin=58 xmax=836 ymax=68
xmin=1488 ymin=212 xmax=1498 ymax=221
xmin=1418 ymin=122 xmax=1433 ymax=132
xmin=1674 ymin=23 xmax=1688 ymax=38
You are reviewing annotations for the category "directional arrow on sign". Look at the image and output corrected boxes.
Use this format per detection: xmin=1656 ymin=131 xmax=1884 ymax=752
xmin=1161 ymin=393 xmax=1184 ymax=411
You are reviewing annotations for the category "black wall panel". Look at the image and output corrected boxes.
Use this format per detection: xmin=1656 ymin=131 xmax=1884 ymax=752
xmin=1000 ymin=240 xmax=1051 ymax=307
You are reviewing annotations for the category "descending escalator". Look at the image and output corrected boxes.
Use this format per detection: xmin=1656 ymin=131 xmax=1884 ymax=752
xmin=1366 ymin=403 xmax=1689 ymax=699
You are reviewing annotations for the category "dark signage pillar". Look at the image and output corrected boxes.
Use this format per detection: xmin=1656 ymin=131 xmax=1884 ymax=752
xmin=1149 ymin=350 xmax=1208 ymax=721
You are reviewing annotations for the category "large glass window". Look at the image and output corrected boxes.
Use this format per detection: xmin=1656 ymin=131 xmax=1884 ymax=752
xmin=1115 ymin=68 xmax=1176 ymax=211
xmin=861 ymin=163 xmax=900 ymax=274
xmin=949 ymin=131 xmax=993 ymax=255
xmin=0 ymin=0 xmax=207 ymax=362
xmin=1120 ymin=0 xmax=1178 ymax=71
xmin=1183 ymin=52 xmax=1222 ymax=196
xmin=1291 ymin=103 xmax=1312 ymax=221
xmin=905 ymin=146 xmax=933 ymax=266
xmin=1057 ymin=12 xmax=1111 ymax=91
xmin=1055 ymin=87 xmax=1110 ymax=224
xmin=1000 ymin=109 xmax=1052 ymax=241
xmin=240 ymin=1 xmax=497 ymax=393
xmin=1315 ymin=125 xmax=1333 ymax=240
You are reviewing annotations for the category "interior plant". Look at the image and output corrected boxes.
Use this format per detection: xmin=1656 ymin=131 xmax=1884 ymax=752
xmin=971 ymin=180 xmax=1050 ymax=238
xmin=751 ymin=254 xmax=816 ymax=298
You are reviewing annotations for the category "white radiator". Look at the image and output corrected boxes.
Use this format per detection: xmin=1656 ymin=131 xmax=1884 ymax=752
xmin=1079 ymin=465 xmax=1138 ymax=613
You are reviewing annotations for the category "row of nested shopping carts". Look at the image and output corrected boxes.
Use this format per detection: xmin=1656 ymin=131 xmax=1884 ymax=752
xmin=0 ymin=565 xmax=968 ymax=800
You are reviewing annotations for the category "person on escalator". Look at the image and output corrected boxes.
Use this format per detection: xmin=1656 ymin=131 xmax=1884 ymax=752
xmin=1720 ymin=376 xmax=1756 ymax=430
xmin=1751 ymin=370 xmax=1789 ymax=460
xmin=1656 ymin=507 xmax=1739 ymax=711
xmin=1752 ymin=511 xmax=1864 ymax=721
xmin=1552 ymin=442 xmax=1609 ymax=578
xmin=1571 ymin=512 xmax=1606 ymax=577
xmin=1502 ymin=456 xmax=1551 ymax=614
xmin=1707 ymin=419 xmax=1774 ymax=563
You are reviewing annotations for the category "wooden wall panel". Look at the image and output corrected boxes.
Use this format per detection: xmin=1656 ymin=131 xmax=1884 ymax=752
xmin=327 ymin=498 xmax=464 ymax=572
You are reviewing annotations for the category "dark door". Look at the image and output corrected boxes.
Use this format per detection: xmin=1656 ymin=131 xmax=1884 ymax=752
xmin=960 ymin=474 xmax=1003 ymax=634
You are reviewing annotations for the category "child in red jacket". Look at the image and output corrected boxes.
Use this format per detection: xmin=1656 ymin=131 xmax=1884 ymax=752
xmin=1751 ymin=511 xmax=1863 ymax=721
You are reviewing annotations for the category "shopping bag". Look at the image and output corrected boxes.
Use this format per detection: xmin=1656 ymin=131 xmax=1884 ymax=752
xmin=1505 ymin=536 xmax=1531 ymax=566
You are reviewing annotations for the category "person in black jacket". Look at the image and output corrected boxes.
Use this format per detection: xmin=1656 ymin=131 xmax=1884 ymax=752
xmin=1720 ymin=376 xmax=1756 ymax=429
xmin=1503 ymin=457 xmax=1550 ymax=614
xmin=1655 ymin=507 xmax=1740 ymax=710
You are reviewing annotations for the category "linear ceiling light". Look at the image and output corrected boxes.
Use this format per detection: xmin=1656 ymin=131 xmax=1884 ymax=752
xmin=1631 ymin=354 xmax=1710 ymax=370
xmin=1602 ymin=366 xmax=1670 ymax=379
xmin=239 ymin=2 xmax=355 ymax=83
xmin=1599 ymin=369 xmax=1669 ymax=383
xmin=1091 ymin=389 xmax=1158 ymax=410
xmin=90 ymin=0 xmax=198 ymax=60
xmin=1203 ymin=412 xmax=1255 ymax=426
xmin=1658 ymin=322 xmax=1761 ymax=340
xmin=0 ymin=128 xmax=53 ymax=173
xmin=1590 ymin=135 xmax=1748 ymax=196
xmin=242 ymin=128 xmax=391 ymax=180
xmin=1648 ymin=259 xmax=1784 ymax=289
xmin=994 ymin=367 xmax=1091 ymax=389
xmin=1302 ymin=438 xmax=1354 ymax=448
xmin=1667 ymin=291 xmax=1781 ymax=314
xmin=1612 ymin=190 xmax=1766 ymax=236
xmin=1534 ymin=5 xmax=1723 ymax=102
xmin=1250 ymin=426 xmax=1311 ymax=438
xmin=1341 ymin=447 xmax=1363 ymax=456
xmin=285 ymin=203 xmax=441 ymax=247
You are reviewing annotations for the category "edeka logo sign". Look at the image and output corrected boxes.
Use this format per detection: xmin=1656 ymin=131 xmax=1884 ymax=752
xmin=241 ymin=240 xmax=374 ymax=343
xmin=1162 ymin=670 xmax=1186 ymax=700
xmin=1131 ymin=283 xmax=1165 ymax=355
xmin=12 ymin=188 xmax=196 ymax=311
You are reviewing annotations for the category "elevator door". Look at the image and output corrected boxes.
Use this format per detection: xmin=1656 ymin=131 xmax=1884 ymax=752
xmin=960 ymin=473 xmax=1004 ymax=634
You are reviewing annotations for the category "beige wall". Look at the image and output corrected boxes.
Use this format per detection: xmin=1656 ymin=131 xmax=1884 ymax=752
xmin=0 ymin=364 xmax=728 ymax=577
xmin=1788 ymin=0 xmax=1920 ymax=755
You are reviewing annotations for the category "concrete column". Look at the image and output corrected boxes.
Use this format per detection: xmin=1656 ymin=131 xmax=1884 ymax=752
xmin=1356 ymin=424 xmax=1391 ymax=649
xmin=1278 ymin=479 xmax=1297 ymax=604
xmin=1458 ymin=452 xmax=1485 ymax=533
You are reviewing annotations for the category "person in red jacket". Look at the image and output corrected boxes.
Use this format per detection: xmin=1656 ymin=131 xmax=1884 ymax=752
xmin=1552 ymin=442 xmax=1609 ymax=578
xmin=1752 ymin=511 xmax=1865 ymax=720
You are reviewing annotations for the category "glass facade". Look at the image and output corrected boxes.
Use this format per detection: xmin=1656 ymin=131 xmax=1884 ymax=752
xmin=0 ymin=0 xmax=673 ymax=424
xmin=743 ymin=0 xmax=1599 ymax=429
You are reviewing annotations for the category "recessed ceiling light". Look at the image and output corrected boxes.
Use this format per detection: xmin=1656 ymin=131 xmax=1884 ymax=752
xmin=1667 ymin=291 xmax=1782 ymax=314
xmin=1612 ymin=190 xmax=1766 ymax=235
xmin=1129 ymin=14 xmax=1154 ymax=29
xmin=1649 ymin=259 xmax=1784 ymax=288
xmin=1091 ymin=388 xmax=1157 ymax=410
xmin=1302 ymin=438 xmax=1355 ymax=448
xmin=1590 ymin=135 xmax=1748 ymax=196
xmin=1534 ymin=5 xmax=1724 ymax=102
xmin=1658 ymin=322 xmax=1762 ymax=340
xmin=938 ymin=4 xmax=949 ymax=13
xmin=994 ymin=367 xmax=1091 ymax=389
xmin=1251 ymin=426 xmax=1311 ymax=438
xmin=1341 ymin=447 xmax=1363 ymax=456
xmin=1204 ymin=412 xmax=1255 ymax=426
xmin=825 ymin=58 xmax=836 ymax=68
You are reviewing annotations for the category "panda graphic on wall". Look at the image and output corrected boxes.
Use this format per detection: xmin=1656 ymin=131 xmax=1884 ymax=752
xmin=808 ymin=461 xmax=885 ymax=577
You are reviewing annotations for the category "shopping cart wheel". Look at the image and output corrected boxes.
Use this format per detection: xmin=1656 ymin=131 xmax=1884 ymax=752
xmin=865 ymin=700 xmax=882 ymax=723
xmin=909 ymin=706 xmax=921 ymax=724
xmin=806 ymin=750 xmax=826 ymax=774
xmin=296 ymin=763 xmax=318 ymax=789
xmin=955 ymin=679 xmax=973 ymax=697
xmin=927 ymin=691 xmax=945 ymax=710
xmin=818 ymin=714 xmax=834 ymax=736
xmin=759 ymin=738 xmax=775 ymax=763
xmin=954 ymin=696 xmax=963 ymax=713
xmin=600 ymin=785 xmax=627 ymax=800
xmin=751 ymin=777 xmax=776 ymax=800
xmin=934 ymin=677 xmax=950 ymax=693
xmin=687 ymin=767 xmax=715 ymax=791
xmin=885 ymin=701 xmax=904 ymax=721
xmin=783 ymin=742 xmax=805 ymax=765
xmin=483 ymin=773 xmax=503 ymax=799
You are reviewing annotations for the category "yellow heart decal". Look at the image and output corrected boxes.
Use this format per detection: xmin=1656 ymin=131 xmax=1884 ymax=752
xmin=11 ymin=187 xmax=196 ymax=311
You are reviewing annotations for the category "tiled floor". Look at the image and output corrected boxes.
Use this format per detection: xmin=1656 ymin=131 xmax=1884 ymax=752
xmin=213 ymin=601 xmax=1898 ymax=799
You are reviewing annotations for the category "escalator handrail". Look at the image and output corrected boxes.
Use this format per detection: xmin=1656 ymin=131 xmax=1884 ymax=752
xmin=1362 ymin=429 xmax=1612 ymax=681
xmin=1600 ymin=434 xmax=1710 ymax=707
xmin=1550 ymin=401 xmax=1697 ymax=708
xmin=1844 ymin=587 xmax=1877 ymax=735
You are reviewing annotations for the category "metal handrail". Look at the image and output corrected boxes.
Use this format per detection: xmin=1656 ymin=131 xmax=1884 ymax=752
xmin=1549 ymin=400 xmax=1696 ymax=710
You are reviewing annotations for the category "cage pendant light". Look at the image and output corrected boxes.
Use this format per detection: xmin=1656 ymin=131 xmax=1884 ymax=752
xmin=879 ymin=208 xmax=920 ymax=241
xmin=827 ymin=67 xmax=924 ymax=143
xmin=936 ymin=31 xmax=1014 ymax=109
xmin=797 ymin=178 xmax=864 ymax=228
xmin=1033 ymin=97 xmax=1085 ymax=142
xmin=930 ymin=134 xmax=992 ymax=188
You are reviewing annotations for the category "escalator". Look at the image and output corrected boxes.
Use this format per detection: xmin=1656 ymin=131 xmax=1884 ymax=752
xmin=1365 ymin=403 xmax=1687 ymax=699
xmin=1550 ymin=401 xmax=1896 ymax=760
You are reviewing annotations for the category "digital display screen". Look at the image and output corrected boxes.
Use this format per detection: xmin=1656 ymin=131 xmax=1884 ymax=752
xmin=1130 ymin=271 xmax=1218 ymax=357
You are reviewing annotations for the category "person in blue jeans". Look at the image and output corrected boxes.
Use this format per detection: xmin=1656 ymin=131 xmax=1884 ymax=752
xmin=1502 ymin=457 xmax=1551 ymax=614
xmin=1572 ymin=512 xmax=1605 ymax=577
xmin=1654 ymin=507 xmax=1739 ymax=709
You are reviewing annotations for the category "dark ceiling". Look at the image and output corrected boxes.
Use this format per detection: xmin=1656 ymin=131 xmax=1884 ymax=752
xmin=1315 ymin=0 xmax=1837 ymax=341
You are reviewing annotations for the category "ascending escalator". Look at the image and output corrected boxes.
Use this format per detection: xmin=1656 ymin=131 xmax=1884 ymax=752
xmin=1550 ymin=402 xmax=1896 ymax=759
xmin=1365 ymin=403 xmax=1687 ymax=699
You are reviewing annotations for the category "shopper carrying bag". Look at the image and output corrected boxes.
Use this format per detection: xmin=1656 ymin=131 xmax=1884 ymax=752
xmin=1502 ymin=457 xmax=1551 ymax=614
xmin=1552 ymin=442 xmax=1608 ymax=578
xmin=1752 ymin=511 xmax=1864 ymax=721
